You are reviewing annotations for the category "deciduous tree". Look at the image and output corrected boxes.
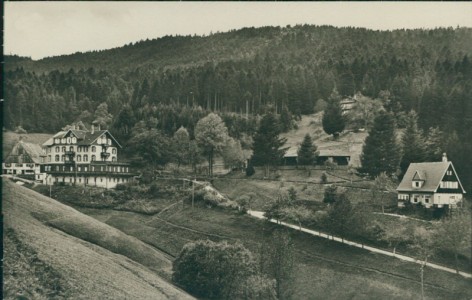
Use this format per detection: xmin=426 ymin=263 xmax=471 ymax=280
xmin=173 ymin=240 xmax=261 ymax=299
xmin=195 ymin=113 xmax=229 ymax=177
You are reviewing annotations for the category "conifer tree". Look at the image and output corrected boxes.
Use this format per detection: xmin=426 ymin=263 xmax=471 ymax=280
xmin=322 ymin=89 xmax=345 ymax=138
xmin=424 ymin=127 xmax=444 ymax=161
xmin=360 ymin=111 xmax=400 ymax=177
xmin=297 ymin=134 xmax=317 ymax=165
xmin=251 ymin=112 xmax=287 ymax=177
xmin=400 ymin=111 xmax=426 ymax=174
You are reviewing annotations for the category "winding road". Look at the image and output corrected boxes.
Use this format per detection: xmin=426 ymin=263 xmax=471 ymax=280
xmin=247 ymin=210 xmax=472 ymax=279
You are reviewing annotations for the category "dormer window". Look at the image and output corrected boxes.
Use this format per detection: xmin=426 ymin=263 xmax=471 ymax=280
xmin=446 ymin=170 xmax=452 ymax=176
xmin=412 ymin=181 xmax=423 ymax=188
xmin=72 ymin=137 xmax=77 ymax=144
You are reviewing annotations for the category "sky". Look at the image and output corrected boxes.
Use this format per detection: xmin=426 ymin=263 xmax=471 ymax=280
xmin=5 ymin=2 xmax=472 ymax=60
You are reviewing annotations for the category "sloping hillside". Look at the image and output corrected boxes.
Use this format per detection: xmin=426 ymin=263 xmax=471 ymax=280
xmin=2 ymin=179 xmax=194 ymax=300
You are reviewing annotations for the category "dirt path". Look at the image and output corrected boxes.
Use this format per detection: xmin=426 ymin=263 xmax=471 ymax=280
xmin=247 ymin=210 xmax=472 ymax=279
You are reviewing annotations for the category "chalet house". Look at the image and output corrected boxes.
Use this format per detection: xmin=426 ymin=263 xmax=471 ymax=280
xmin=396 ymin=154 xmax=466 ymax=208
xmin=2 ymin=139 xmax=47 ymax=181
xmin=41 ymin=125 xmax=134 ymax=189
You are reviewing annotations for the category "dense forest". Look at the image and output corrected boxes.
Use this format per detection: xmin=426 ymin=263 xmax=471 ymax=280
xmin=4 ymin=25 xmax=472 ymax=188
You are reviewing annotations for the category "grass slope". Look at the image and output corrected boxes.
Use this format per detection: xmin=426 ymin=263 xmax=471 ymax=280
xmin=2 ymin=179 xmax=194 ymax=300
xmin=79 ymin=205 xmax=472 ymax=300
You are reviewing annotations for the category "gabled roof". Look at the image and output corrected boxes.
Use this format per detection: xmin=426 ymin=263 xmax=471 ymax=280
xmin=5 ymin=141 xmax=44 ymax=164
xmin=397 ymin=161 xmax=466 ymax=193
xmin=43 ymin=129 xmax=122 ymax=148
xmin=318 ymin=148 xmax=351 ymax=157
xmin=412 ymin=170 xmax=426 ymax=181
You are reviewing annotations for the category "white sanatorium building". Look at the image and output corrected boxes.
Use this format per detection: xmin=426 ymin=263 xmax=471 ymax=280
xmin=396 ymin=154 xmax=466 ymax=209
xmin=40 ymin=125 xmax=135 ymax=189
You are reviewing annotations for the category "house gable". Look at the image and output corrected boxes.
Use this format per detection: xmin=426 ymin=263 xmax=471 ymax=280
xmin=435 ymin=163 xmax=466 ymax=194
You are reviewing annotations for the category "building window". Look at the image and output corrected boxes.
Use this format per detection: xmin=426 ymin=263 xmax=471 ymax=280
xmin=112 ymin=148 xmax=117 ymax=154
xmin=112 ymin=157 xmax=117 ymax=162
xmin=78 ymin=167 xmax=81 ymax=171
xmin=67 ymin=137 xmax=71 ymax=144
xmin=55 ymin=155 xmax=60 ymax=162
xmin=72 ymin=137 xmax=77 ymax=143
xmin=55 ymin=146 xmax=60 ymax=152
xmin=62 ymin=146 xmax=66 ymax=152
xmin=77 ymin=155 xmax=82 ymax=162
xmin=447 ymin=170 xmax=452 ymax=176
xmin=425 ymin=198 xmax=430 ymax=203
xmin=84 ymin=167 xmax=88 ymax=172
xmin=69 ymin=146 xmax=74 ymax=151
xmin=84 ymin=155 xmax=88 ymax=162
xmin=91 ymin=155 xmax=96 ymax=161
xmin=92 ymin=146 xmax=96 ymax=152
xmin=61 ymin=155 xmax=65 ymax=162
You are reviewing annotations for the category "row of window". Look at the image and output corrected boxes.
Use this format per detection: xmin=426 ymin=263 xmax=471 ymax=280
xmin=54 ymin=176 xmax=130 ymax=184
xmin=54 ymin=137 xmax=77 ymax=144
xmin=45 ymin=165 xmax=129 ymax=173
xmin=4 ymin=163 xmax=36 ymax=168
xmin=48 ymin=155 xmax=117 ymax=162
xmin=51 ymin=145 xmax=117 ymax=154
xmin=440 ymin=181 xmax=458 ymax=189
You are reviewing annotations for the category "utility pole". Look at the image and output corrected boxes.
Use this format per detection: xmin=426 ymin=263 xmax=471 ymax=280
xmin=192 ymin=178 xmax=195 ymax=209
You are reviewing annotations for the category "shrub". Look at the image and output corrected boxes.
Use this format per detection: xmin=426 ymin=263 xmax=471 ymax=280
xmin=321 ymin=172 xmax=328 ymax=184
xmin=246 ymin=163 xmax=255 ymax=176
xmin=173 ymin=240 xmax=257 ymax=299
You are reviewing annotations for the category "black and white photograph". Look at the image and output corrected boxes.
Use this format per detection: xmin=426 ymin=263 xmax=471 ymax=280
xmin=3 ymin=2 xmax=472 ymax=299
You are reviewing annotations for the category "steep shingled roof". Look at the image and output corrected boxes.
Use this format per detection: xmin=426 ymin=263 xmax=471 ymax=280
xmin=43 ymin=129 xmax=122 ymax=148
xmin=397 ymin=161 xmax=465 ymax=193
xmin=5 ymin=141 xmax=44 ymax=164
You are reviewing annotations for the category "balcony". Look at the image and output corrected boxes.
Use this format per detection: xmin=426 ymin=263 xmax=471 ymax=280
xmin=101 ymin=152 xmax=110 ymax=159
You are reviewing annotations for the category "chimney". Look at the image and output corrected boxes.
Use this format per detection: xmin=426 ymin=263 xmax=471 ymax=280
xmin=442 ymin=153 xmax=448 ymax=162
xmin=91 ymin=124 xmax=94 ymax=134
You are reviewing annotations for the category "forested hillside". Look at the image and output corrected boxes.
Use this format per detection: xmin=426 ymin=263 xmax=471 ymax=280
xmin=4 ymin=25 xmax=472 ymax=188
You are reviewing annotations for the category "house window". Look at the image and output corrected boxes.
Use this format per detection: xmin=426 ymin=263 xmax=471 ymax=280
xmin=72 ymin=137 xmax=77 ymax=143
xmin=112 ymin=148 xmax=117 ymax=154
xmin=77 ymin=155 xmax=82 ymax=162
xmin=84 ymin=167 xmax=88 ymax=172
xmin=78 ymin=166 xmax=81 ymax=172
xmin=447 ymin=170 xmax=452 ymax=176
xmin=425 ymin=198 xmax=430 ymax=203
xmin=67 ymin=137 xmax=71 ymax=144
xmin=91 ymin=155 xmax=96 ymax=161
xmin=55 ymin=155 xmax=60 ymax=162
xmin=414 ymin=197 xmax=418 ymax=203
xmin=55 ymin=146 xmax=60 ymax=152
xmin=415 ymin=182 xmax=419 ymax=187
xmin=62 ymin=146 xmax=66 ymax=152
xmin=61 ymin=155 xmax=65 ymax=162
xmin=92 ymin=146 xmax=96 ymax=152
xmin=84 ymin=155 xmax=88 ymax=162
xmin=112 ymin=156 xmax=117 ymax=162
xmin=69 ymin=146 xmax=74 ymax=151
